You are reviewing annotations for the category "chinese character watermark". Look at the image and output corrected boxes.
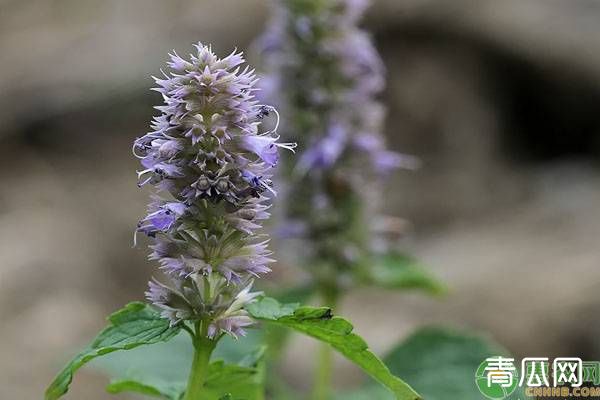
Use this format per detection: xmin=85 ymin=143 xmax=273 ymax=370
xmin=485 ymin=356 xmax=517 ymax=387
xmin=553 ymin=357 xmax=582 ymax=387
xmin=476 ymin=356 xmax=600 ymax=400
xmin=519 ymin=357 xmax=550 ymax=387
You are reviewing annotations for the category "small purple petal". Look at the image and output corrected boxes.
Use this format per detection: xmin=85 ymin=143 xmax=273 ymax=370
xmin=373 ymin=151 xmax=421 ymax=173
xmin=239 ymin=135 xmax=279 ymax=166
xmin=299 ymin=123 xmax=346 ymax=170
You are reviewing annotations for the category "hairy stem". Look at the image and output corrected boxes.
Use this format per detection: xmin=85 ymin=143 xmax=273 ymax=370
xmin=183 ymin=320 xmax=216 ymax=400
xmin=311 ymin=287 xmax=339 ymax=400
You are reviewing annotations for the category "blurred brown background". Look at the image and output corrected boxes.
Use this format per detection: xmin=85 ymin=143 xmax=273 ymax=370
xmin=1 ymin=0 xmax=600 ymax=398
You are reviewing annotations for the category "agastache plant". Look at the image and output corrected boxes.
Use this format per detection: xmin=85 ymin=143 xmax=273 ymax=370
xmin=258 ymin=1 xmax=438 ymax=399
xmin=45 ymin=42 xmax=420 ymax=400
xmin=259 ymin=0 xmax=420 ymax=304
xmin=134 ymin=43 xmax=293 ymax=338
xmin=133 ymin=43 xmax=294 ymax=398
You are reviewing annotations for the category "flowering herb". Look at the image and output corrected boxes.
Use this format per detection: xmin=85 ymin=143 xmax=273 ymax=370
xmin=258 ymin=0 xmax=425 ymax=296
xmin=258 ymin=1 xmax=443 ymax=398
xmin=133 ymin=43 xmax=295 ymax=339
xmin=44 ymin=43 xmax=420 ymax=400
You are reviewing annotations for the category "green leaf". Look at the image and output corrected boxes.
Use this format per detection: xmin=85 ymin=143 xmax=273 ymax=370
xmin=201 ymin=360 xmax=263 ymax=400
xmin=105 ymin=359 xmax=265 ymax=400
xmin=104 ymin=360 xmax=262 ymax=400
xmin=247 ymin=298 xmax=300 ymax=320
xmin=237 ymin=345 xmax=267 ymax=368
xmin=107 ymin=378 xmax=184 ymax=400
xmin=246 ymin=297 xmax=421 ymax=400
xmin=101 ymin=340 xmax=266 ymax=400
xmin=263 ymin=283 xmax=316 ymax=359
xmin=94 ymin=329 xmax=262 ymax=377
xmin=92 ymin=331 xmax=194 ymax=383
xmin=362 ymin=253 xmax=446 ymax=295
xmin=92 ymin=329 xmax=265 ymax=399
xmin=212 ymin=330 xmax=265 ymax=366
xmin=45 ymin=302 xmax=181 ymax=400
xmin=381 ymin=327 xmax=526 ymax=400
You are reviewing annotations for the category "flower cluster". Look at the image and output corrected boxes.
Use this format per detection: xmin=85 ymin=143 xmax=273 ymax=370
xmin=258 ymin=0 xmax=418 ymax=286
xmin=134 ymin=43 xmax=293 ymax=337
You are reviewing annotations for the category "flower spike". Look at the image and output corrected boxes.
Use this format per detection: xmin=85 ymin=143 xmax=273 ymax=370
xmin=135 ymin=43 xmax=292 ymax=338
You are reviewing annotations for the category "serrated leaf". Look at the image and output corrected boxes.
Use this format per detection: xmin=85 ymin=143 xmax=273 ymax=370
xmin=246 ymin=297 xmax=421 ymax=400
xmin=363 ymin=253 xmax=446 ymax=295
xmin=381 ymin=327 xmax=526 ymax=400
xmin=45 ymin=302 xmax=181 ymax=400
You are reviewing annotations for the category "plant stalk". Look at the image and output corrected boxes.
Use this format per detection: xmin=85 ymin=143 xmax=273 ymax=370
xmin=183 ymin=320 xmax=216 ymax=400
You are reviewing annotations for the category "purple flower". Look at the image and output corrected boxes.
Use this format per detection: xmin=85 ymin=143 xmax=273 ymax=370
xmin=137 ymin=201 xmax=187 ymax=237
xmin=353 ymin=134 xmax=421 ymax=173
xmin=147 ymin=209 xmax=176 ymax=231
xmin=239 ymin=135 xmax=280 ymax=165
xmin=298 ymin=122 xmax=347 ymax=171
xmin=373 ymin=151 xmax=421 ymax=174
xmin=295 ymin=16 xmax=313 ymax=39
xmin=275 ymin=220 xmax=308 ymax=238
xmin=353 ymin=133 xmax=382 ymax=152
xmin=238 ymin=134 xmax=296 ymax=166
xmin=135 ymin=43 xmax=292 ymax=336
xmin=258 ymin=0 xmax=418 ymax=279
xmin=208 ymin=282 xmax=262 ymax=338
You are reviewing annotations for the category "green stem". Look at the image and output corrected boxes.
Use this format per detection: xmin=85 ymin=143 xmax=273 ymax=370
xmin=184 ymin=320 xmax=216 ymax=400
xmin=311 ymin=287 xmax=339 ymax=400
